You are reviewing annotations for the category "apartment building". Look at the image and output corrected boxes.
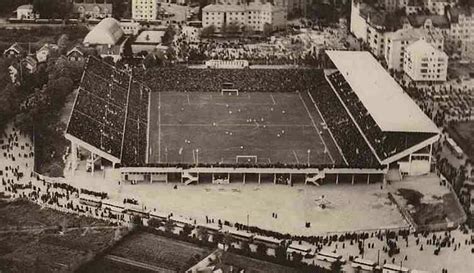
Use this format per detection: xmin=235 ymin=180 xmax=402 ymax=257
xmin=446 ymin=6 xmax=474 ymax=59
xmin=202 ymin=1 xmax=287 ymax=32
xmin=404 ymin=39 xmax=448 ymax=82
xmin=351 ymin=0 xmax=387 ymax=58
xmin=132 ymin=0 xmax=159 ymax=21
xmin=385 ymin=21 xmax=444 ymax=71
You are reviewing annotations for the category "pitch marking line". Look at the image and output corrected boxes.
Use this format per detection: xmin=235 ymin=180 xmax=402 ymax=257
xmin=307 ymin=91 xmax=348 ymax=166
xmin=292 ymin=150 xmax=300 ymax=164
xmin=160 ymin=123 xmax=313 ymax=127
xmin=270 ymin=94 xmax=277 ymax=105
xmin=297 ymin=91 xmax=335 ymax=164
xmin=187 ymin=94 xmax=191 ymax=105
xmin=158 ymin=92 xmax=161 ymax=162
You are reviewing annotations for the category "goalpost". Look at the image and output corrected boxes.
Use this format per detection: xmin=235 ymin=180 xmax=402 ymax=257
xmin=236 ymin=155 xmax=258 ymax=164
xmin=221 ymin=88 xmax=239 ymax=96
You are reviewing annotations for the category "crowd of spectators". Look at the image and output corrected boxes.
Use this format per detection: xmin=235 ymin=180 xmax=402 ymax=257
xmin=121 ymin=80 xmax=149 ymax=166
xmin=308 ymin=79 xmax=378 ymax=167
xmin=175 ymin=37 xmax=318 ymax=66
xmin=145 ymin=67 xmax=324 ymax=93
xmin=66 ymin=57 xmax=149 ymax=165
xmin=406 ymin=83 xmax=473 ymax=126
xmin=1 ymin=126 xmax=34 ymax=195
xmin=327 ymin=72 xmax=435 ymax=161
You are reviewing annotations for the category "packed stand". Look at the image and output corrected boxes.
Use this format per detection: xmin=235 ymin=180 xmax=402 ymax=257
xmin=121 ymin=80 xmax=150 ymax=166
xmin=67 ymin=57 xmax=149 ymax=165
xmin=145 ymin=67 xmax=325 ymax=93
xmin=327 ymin=72 xmax=435 ymax=160
xmin=309 ymin=79 xmax=378 ymax=167
xmin=175 ymin=37 xmax=319 ymax=66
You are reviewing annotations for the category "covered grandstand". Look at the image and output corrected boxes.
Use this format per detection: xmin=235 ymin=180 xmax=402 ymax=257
xmin=325 ymin=51 xmax=440 ymax=176
xmin=65 ymin=51 xmax=440 ymax=185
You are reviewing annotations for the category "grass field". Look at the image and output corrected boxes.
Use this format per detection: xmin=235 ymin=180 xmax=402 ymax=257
xmin=0 ymin=200 xmax=117 ymax=273
xmin=148 ymin=91 xmax=342 ymax=165
xmin=109 ymin=232 xmax=211 ymax=272
xmin=448 ymin=121 xmax=474 ymax=160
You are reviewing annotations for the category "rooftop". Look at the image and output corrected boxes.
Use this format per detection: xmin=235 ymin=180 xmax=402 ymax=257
xmin=83 ymin=18 xmax=124 ymax=45
xmin=407 ymin=14 xmax=450 ymax=28
xmin=17 ymin=4 xmax=33 ymax=10
xmin=202 ymin=2 xmax=280 ymax=12
xmin=326 ymin=50 xmax=439 ymax=134
xmin=406 ymin=39 xmax=448 ymax=56
xmin=387 ymin=26 xmax=443 ymax=43
xmin=448 ymin=6 xmax=473 ymax=23
xmin=134 ymin=30 xmax=165 ymax=44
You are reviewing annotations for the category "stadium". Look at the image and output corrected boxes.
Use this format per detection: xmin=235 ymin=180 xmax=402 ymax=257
xmin=65 ymin=51 xmax=440 ymax=186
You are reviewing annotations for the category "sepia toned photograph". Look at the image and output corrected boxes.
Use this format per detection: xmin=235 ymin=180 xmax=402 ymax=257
xmin=0 ymin=0 xmax=473 ymax=272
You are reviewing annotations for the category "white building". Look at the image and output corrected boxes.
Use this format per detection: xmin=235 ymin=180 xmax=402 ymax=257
xmin=84 ymin=18 xmax=125 ymax=46
xmin=132 ymin=0 xmax=159 ymax=21
xmin=383 ymin=0 xmax=456 ymax=15
xmin=15 ymin=4 xmax=37 ymax=20
xmin=446 ymin=6 xmax=474 ymax=59
xmin=132 ymin=30 xmax=166 ymax=54
xmin=202 ymin=1 xmax=287 ymax=32
xmin=120 ymin=21 xmax=142 ymax=35
xmin=350 ymin=0 xmax=387 ymax=58
xmin=286 ymin=0 xmax=310 ymax=17
xmin=385 ymin=21 xmax=444 ymax=72
xmin=403 ymin=39 xmax=448 ymax=82
xmin=83 ymin=18 xmax=126 ymax=62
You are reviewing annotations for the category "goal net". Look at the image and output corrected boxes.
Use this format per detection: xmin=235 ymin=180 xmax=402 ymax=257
xmin=236 ymin=155 xmax=257 ymax=164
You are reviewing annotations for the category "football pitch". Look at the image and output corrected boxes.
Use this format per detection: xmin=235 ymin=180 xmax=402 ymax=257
xmin=148 ymin=91 xmax=342 ymax=165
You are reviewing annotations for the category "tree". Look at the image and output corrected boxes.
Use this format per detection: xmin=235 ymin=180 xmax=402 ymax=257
xmin=263 ymin=23 xmax=273 ymax=37
xmin=164 ymin=220 xmax=174 ymax=233
xmin=111 ymin=0 xmax=131 ymax=19
xmin=0 ymin=0 xmax=30 ymax=16
xmin=240 ymin=240 xmax=250 ymax=254
xmin=200 ymin=25 xmax=216 ymax=39
xmin=223 ymin=233 xmax=234 ymax=249
xmin=148 ymin=218 xmax=163 ymax=228
xmin=162 ymin=25 xmax=176 ymax=46
xmin=196 ymin=226 xmax=209 ymax=242
xmin=256 ymin=243 xmax=268 ymax=257
xmin=275 ymin=245 xmax=287 ymax=262
xmin=224 ymin=22 xmax=240 ymax=34
xmin=33 ymin=0 xmax=72 ymax=19
xmin=292 ymin=251 xmax=303 ymax=263
xmin=330 ymin=260 xmax=343 ymax=272
xmin=131 ymin=215 xmax=142 ymax=227
xmin=48 ymin=76 xmax=73 ymax=103
xmin=181 ymin=223 xmax=193 ymax=237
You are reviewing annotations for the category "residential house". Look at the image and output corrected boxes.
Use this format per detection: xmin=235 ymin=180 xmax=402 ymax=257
xmin=66 ymin=46 xmax=86 ymax=62
xmin=3 ymin=43 xmax=26 ymax=58
xmin=73 ymin=0 xmax=113 ymax=19
xmin=36 ymin=44 xmax=59 ymax=63
xmin=15 ymin=4 xmax=37 ymax=20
